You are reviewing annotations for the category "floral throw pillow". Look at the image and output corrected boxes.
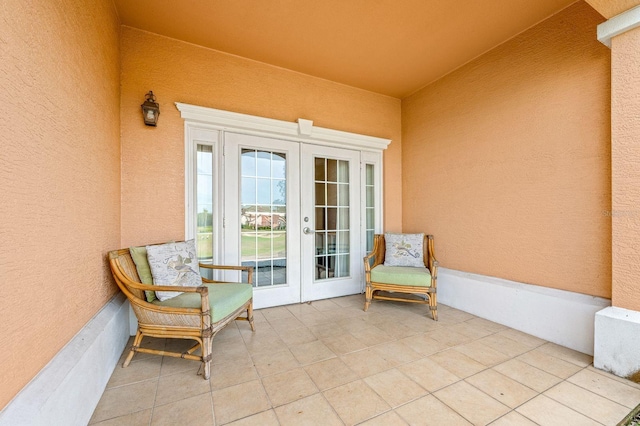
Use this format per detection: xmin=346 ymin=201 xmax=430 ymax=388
xmin=146 ymin=240 xmax=203 ymax=302
xmin=383 ymin=233 xmax=426 ymax=268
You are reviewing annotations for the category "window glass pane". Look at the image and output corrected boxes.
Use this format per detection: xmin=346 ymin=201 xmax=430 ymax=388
xmin=315 ymin=207 xmax=326 ymax=230
xmin=242 ymin=177 xmax=256 ymax=204
xmin=327 ymin=208 xmax=337 ymax=230
xmin=241 ymin=149 xmax=256 ymax=176
xmin=336 ymin=255 xmax=349 ymax=278
xmin=315 ymin=158 xmax=325 ymax=181
xmin=197 ymin=185 xmax=213 ymax=205
xmin=365 ymin=208 xmax=372 ymax=229
xmin=366 ymin=187 xmax=374 ymax=207
xmin=315 ymin=255 xmax=329 ymax=279
xmin=327 ymin=159 xmax=338 ymax=182
xmin=272 ymin=259 xmax=287 ymax=285
xmin=315 ymin=183 xmax=325 ymax=206
xmin=366 ymin=230 xmax=374 ymax=253
xmin=366 ymin=208 xmax=374 ymax=229
xmin=338 ymin=184 xmax=349 ymax=207
xmin=197 ymin=145 xmax=213 ymax=174
xmin=327 ymin=232 xmax=336 ymax=254
xmin=256 ymin=232 xmax=272 ymax=258
xmin=197 ymin=145 xmax=214 ymax=263
xmin=327 ymin=183 xmax=338 ymax=206
xmin=241 ymin=204 xmax=257 ymax=230
xmin=256 ymin=265 xmax=274 ymax=287
xmin=272 ymin=179 xmax=286 ymax=205
xmin=272 ymin=231 xmax=286 ymax=257
xmin=241 ymin=232 xmax=257 ymax=262
xmin=257 ymin=178 xmax=270 ymax=204
xmin=256 ymin=151 xmax=271 ymax=177
xmin=366 ymin=164 xmax=374 ymax=185
xmin=338 ymin=160 xmax=349 ymax=183
xmin=338 ymin=208 xmax=349 ymax=230
xmin=327 ymin=255 xmax=337 ymax=277
xmin=273 ymin=205 xmax=286 ymax=230
xmin=272 ymin=152 xmax=286 ymax=179
xmin=315 ymin=232 xmax=327 ymax=255
xmin=337 ymin=231 xmax=349 ymax=254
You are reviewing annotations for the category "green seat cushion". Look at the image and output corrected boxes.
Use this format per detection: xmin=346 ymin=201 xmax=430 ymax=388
xmin=370 ymin=265 xmax=432 ymax=287
xmin=152 ymin=283 xmax=252 ymax=323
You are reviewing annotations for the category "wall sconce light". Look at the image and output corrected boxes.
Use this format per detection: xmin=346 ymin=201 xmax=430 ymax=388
xmin=141 ymin=91 xmax=160 ymax=126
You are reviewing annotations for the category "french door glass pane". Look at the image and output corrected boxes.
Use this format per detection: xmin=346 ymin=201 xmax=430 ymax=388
xmin=241 ymin=149 xmax=287 ymax=287
xmin=314 ymin=157 xmax=350 ymax=280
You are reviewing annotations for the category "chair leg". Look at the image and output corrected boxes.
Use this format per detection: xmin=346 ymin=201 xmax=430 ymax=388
xmin=123 ymin=330 xmax=143 ymax=367
xmin=202 ymin=336 xmax=212 ymax=380
xmin=429 ymin=293 xmax=438 ymax=321
xmin=364 ymin=285 xmax=372 ymax=311
xmin=248 ymin=301 xmax=255 ymax=332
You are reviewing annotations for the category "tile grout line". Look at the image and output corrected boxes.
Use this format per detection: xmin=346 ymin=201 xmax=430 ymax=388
xmin=97 ymin=299 xmax=637 ymax=426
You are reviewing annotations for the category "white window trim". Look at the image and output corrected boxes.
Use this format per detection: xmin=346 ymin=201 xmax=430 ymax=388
xmin=176 ymin=103 xmax=391 ymax=152
xmin=183 ymin=125 xmax=224 ymax=263
xmin=361 ymin=150 xmax=384 ymax=247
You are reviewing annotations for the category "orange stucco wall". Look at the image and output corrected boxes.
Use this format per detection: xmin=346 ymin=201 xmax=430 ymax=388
xmin=586 ymin=0 xmax=640 ymax=18
xmin=0 ymin=0 xmax=121 ymax=409
xmin=402 ymin=2 xmax=612 ymax=298
xmin=120 ymin=27 xmax=402 ymax=248
xmin=611 ymin=26 xmax=640 ymax=310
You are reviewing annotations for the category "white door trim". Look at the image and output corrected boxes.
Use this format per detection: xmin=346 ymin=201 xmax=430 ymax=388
xmin=179 ymin=103 xmax=390 ymax=306
xmin=176 ymin=103 xmax=391 ymax=152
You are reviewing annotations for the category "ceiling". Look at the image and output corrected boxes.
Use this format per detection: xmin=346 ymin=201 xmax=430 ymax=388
xmin=114 ymin=0 xmax=580 ymax=98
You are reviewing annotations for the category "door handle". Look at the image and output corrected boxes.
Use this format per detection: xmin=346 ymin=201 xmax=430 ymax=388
xmin=303 ymin=227 xmax=314 ymax=235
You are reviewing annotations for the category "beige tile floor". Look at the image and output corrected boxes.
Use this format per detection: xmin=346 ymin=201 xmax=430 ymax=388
xmin=90 ymin=296 xmax=640 ymax=425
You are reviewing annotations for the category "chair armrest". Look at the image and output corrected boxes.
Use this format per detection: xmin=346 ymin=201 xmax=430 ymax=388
xmin=125 ymin=281 xmax=203 ymax=294
xmin=426 ymin=235 xmax=438 ymax=285
xmin=199 ymin=264 xmax=254 ymax=285
xmin=363 ymin=251 xmax=376 ymax=272
xmin=145 ymin=284 xmax=204 ymax=294
xmin=125 ymin=283 xmax=210 ymax=316
xmin=363 ymin=234 xmax=386 ymax=273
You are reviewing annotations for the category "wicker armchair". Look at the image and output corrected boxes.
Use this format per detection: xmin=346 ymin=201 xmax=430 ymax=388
xmin=108 ymin=245 xmax=254 ymax=379
xmin=363 ymin=234 xmax=439 ymax=320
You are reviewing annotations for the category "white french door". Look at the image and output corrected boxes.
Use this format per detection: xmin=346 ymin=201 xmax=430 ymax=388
xmin=300 ymin=144 xmax=362 ymax=302
xmin=223 ymin=133 xmax=362 ymax=309
xmin=224 ymin=133 xmax=302 ymax=308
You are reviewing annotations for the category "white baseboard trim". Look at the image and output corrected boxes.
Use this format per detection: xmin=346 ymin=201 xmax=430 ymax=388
xmin=594 ymin=306 xmax=640 ymax=377
xmin=438 ymin=268 xmax=611 ymax=355
xmin=0 ymin=293 xmax=130 ymax=426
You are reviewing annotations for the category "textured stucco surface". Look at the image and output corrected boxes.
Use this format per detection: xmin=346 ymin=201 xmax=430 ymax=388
xmin=0 ymin=0 xmax=121 ymax=409
xmin=611 ymin=27 xmax=640 ymax=310
xmin=120 ymin=27 xmax=402 ymax=248
xmin=401 ymin=2 xmax=612 ymax=298
xmin=585 ymin=0 xmax=640 ymax=18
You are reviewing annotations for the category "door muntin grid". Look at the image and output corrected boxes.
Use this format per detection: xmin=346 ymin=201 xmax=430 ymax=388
xmin=314 ymin=157 xmax=350 ymax=280
xmin=241 ymin=149 xmax=287 ymax=287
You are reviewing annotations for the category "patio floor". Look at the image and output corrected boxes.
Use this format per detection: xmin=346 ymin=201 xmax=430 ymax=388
xmin=90 ymin=295 xmax=640 ymax=425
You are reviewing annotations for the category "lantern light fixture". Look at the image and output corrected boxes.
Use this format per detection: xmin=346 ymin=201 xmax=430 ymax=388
xmin=141 ymin=91 xmax=160 ymax=126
